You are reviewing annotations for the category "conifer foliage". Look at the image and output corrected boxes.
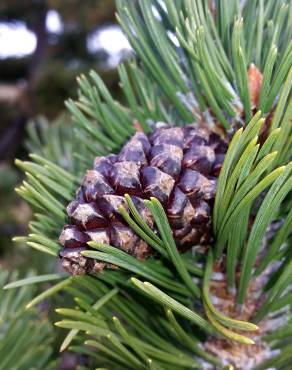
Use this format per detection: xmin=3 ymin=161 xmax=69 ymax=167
xmin=0 ymin=271 xmax=56 ymax=370
xmin=5 ymin=1 xmax=292 ymax=369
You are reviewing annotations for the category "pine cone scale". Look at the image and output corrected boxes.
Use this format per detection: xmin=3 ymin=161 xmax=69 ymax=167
xmin=59 ymin=125 xmax=226 ymax=274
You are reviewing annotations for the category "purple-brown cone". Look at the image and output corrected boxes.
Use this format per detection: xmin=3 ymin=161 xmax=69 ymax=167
xmin=59 ymin=124 xmax=227 ymax=274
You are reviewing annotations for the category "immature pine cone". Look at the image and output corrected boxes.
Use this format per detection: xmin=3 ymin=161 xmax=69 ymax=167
xmin=59 ymin=124 xmax=227 ymax=275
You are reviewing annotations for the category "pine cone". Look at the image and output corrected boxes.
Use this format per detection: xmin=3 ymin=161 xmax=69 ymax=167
xmin=59 ymin=124 xmax=227 ymax=275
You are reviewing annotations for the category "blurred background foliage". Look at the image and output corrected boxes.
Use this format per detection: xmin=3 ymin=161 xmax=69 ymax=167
xmin=0 ymin=0 xmax=130 ymax=271
xmin=0 ymin=2 xmax=132 ymax=368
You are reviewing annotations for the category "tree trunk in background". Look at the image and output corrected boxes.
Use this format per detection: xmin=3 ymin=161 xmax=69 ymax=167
xmin=0 ymin=1 xmax=48 ymax=159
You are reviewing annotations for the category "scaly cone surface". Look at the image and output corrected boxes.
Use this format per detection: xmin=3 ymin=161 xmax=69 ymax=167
xmin=59 ymin=124 xmax=227 ymax=274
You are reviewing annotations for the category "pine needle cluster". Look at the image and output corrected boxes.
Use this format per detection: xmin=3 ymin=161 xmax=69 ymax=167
xmin=3 ymin=1 xmax=292 ymax=369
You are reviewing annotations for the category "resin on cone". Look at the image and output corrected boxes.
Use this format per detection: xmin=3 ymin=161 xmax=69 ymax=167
xmin=59 ymin=124 xmax=227 ymax=274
